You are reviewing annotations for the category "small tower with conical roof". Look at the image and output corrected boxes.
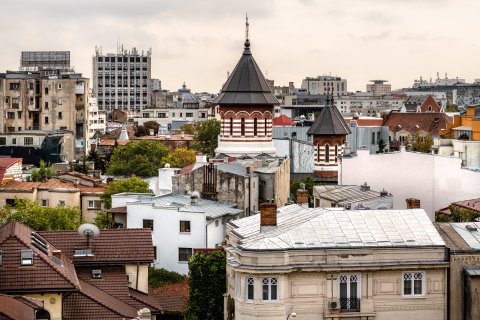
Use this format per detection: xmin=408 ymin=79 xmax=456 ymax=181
xmin=214 ymin=16 xmax=279 ymax=157
xmin=307 ymin=95 xmax=351 ymax=182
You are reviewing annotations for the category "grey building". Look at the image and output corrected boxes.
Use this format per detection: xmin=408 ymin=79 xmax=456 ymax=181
xmin=92 ymin=46 xmax=152 ymax=115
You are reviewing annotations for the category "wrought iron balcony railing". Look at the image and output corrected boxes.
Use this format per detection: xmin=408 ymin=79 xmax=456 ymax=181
xmin=340 ymin=298 xmax=360 ymax=312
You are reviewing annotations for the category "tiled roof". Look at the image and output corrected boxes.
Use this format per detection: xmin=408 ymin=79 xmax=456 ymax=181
xmin=272 ymin=114 xmax=294 ymax=126
xmin=0 ymin=158 xmax=22 ymax=168
xmin=0 ymin=221 xmax=80 ymax=293
xmin=150 ymin=281 xmax=189 ymax=313
xmin=98 ymin=139 xmax=129 ymax=146
xmin=133 ymin=134 xmax=193 ymax=141
xmin=230 ymin=205 xmax=445 ymax=250
xmin=0 ymin=179 xmax=79 ymax=192
xmin=78 ymin=185 xmax=105 ymax=193
xmin=451 ymin=198 xmax=480 ymax=213
xmin=0 ymin=294 xmax=44 ymax=320
xmin=307 ymin=105 xmax=351 ymax=136
xmin=40 ymin=228 xmax=155 ymax=264
xmin=382 ymin=112 xmax=452 ymax=135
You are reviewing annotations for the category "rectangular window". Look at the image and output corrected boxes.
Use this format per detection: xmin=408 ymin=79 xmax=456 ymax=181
xmin=7 ymin=112 xmax=15 ymax=119
xmin=21 ymin=249 xmax=33 ymax=266
xmin=45 ymin=102 xmax=49 ymax=109
xmin=11 ymin=138 xmax=16 ymax=145
xmin=88 ymin=200 xmax=102 ymax=209
xmin=41 ymin=199 xmax=49 ymax=207
xmin=339 ymin=274 xmax=360 ymax=311
xmin=58 ymin=200 xmax=65 ymax=207
xmin=0 ymin=137 xmax=5 ymax=146
xmin=143 ymin=219 xmax=154 ymax=231
xmin=186 ymin=112 xmax=193 ymax=118
xmin=44 ymin=87 xmax=48 ymax=95
xmin=178 ymin=247 xmax=193 ymax=261
xmin=17 ymin=111 xmax=22 ymax=119
xmin=403 ymin=272 xmax=424 ymax=297
xmin=92 ymin=269 xmax=102 ymax=279
xmin=9 ymin=83 xmax=20 ymax=90
xmin=180 ymin=220 xmax=191 ymax=233
xmin=24 ymin=137 xmax=33 ymax=145
xmin=153 ymin=246 xmax=157 ymax=260
xmin=58 ymin=112 xmax=62 ymax=120
xmin=247 ymin=277 xmax=254 ymax=301
xmin=45 ymin=116 xmax=49 ymax=124
xmin=262 ymin=277 xmax=278 ymax=301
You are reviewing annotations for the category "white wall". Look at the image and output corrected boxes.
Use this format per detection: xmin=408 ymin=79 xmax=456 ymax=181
xmin=341 ymin=149 xmax=480 ymax=220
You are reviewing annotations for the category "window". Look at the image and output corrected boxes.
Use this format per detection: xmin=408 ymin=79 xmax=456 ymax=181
xmin=41 ymin=199 xmax=49 ymax=207
xmin=230 ymin=118 xmax=233 ymax=136
xmin=215 ymin=219 xmax=219 ymax=227
xmin=57 ymin=98 xmax=62 ymax=105
xmin=325 ymin=144 xmax=330 ymax=162
xmin=58 ymin=112 xmax=62 ymax=120
xmin=403 ymin=272 xmax=424 ymax=296
xmin=180 ymin=220 xmax=191 ymax=233
xmin=45 ymin=102 xmax=49 ymax=109
xmin=88 ymin=200 xmax=102 ymax=209
xmin=17 ymin=111 xmax=22 ymax=119
xmin=58 ymin=200 xmax=65 ymax=207
xmin=265 ymin=118 xmax=268 ymax=136
xmin=11 ymin=138 xmax=16 ymax=145
xmin=9 ymin=83 xmax=20 ymax=90
xmin=24 ymin=137 xmax=33 ymax=145
xmin=143 ymin=219 xmax=154 ymax=230
xmin=92 ymin=269 xmax=102 ymax=279
xmin=153 ymin=246 xmax=157 ymax=260
xmin=45 ymin=116 xmax=49 ymax=124
xmin=7 ymin=112 xmax=15 ymax=119
xmin=339 ymin=274 xmax=360 ymax=311
xmin=179 ymin=248 xmax=193 ymax=261
xmin=262 ymin=277 xmax=278 ymax=301
xmin=253 ymin=118 xmax=258 ymax=136
xmin=21 ymin=249 xmax=33 ymax=266
xmin=186 ymin=112 xmax=193 ymax=118
xmin=44 ymin=87 xmax=49 ymax=95
xmin=57 ymin=83 xmax=63 ymax=90
xmin=29 ymin=83 xmax=34 ymax=91
xmin=0 ymin=137 xmax=5 ymax=146
xmin=316 ymin=144 xmax=320 ymax=162
xmin=241 ymin=117 xmax=245 ymax=136
xmin=246 ymin=277 xmax=254 ymax=301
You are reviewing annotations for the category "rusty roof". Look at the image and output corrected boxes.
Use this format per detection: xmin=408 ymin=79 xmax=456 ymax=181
xmin=40 ymin=228 xmax=155 ymax=264
xmin=382 ymin=112 xmax=452 ymax=135
xmin=150 ymin=280 xmax=189 ymax=313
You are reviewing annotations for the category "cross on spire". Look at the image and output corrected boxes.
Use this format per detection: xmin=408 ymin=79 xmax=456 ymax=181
xmin=244 ymin=13 xmax=251 ymax=50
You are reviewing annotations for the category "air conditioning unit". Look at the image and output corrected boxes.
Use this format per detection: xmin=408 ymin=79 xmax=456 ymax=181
xmin=329 ymin=299 xmax=340 ymax=310
xmin=127 ymin=273 xmax=134 ymax=283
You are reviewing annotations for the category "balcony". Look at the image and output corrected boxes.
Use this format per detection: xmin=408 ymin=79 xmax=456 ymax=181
xmin=340 ymin=298 xmax=360 ymax=312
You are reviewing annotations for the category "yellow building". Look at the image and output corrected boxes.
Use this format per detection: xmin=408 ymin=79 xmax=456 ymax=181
xmin=446 ymin=105 xmax=480 ymax=140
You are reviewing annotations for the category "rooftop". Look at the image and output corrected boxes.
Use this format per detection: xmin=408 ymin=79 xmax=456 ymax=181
xmin=307 ymin=103 xmax=351 ymax=136
xmin=313 ymin=185 xmax=390 ymax=207
xmin=229 ymin=205 xmax=444 ymax=250
xmin=382 ymin=112 xmax=452 ymax=135
xmin=435 ymin=222 xmax=480 ymax=251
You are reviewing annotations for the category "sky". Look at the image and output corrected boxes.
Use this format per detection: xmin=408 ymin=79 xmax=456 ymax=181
xmin=1 ymin=0 xmax=480 ymax=93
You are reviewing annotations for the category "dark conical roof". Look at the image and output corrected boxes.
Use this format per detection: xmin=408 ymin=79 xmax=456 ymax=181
xmin=214 ymin=41 xmax=279 ymax=106
xmin=307 ymin=99 xmax=351 ymax=136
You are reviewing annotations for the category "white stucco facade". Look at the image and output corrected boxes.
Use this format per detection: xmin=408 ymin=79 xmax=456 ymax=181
xmin=341 ymin=148 xmax=480 ymax=220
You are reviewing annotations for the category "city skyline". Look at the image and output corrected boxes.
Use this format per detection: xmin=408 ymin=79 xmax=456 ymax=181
xmin=1 ymin=0 xmax=480 ymax=93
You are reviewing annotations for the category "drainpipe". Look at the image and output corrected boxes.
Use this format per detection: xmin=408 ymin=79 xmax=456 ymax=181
xmin=205 ymin=218 xmax=215 ymax=248
xmin=136 ymin=262 xmax=140 ymax=290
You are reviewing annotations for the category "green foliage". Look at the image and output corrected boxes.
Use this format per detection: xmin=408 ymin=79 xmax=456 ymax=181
xmin=101 ymin=176 xmax=151 ymax=209
xmin=149 ymin=267 xmax=186 ymax=288
xmin=435 ymin=204 xmax=480 ymax=222
xmin=226 ymin=295 xmax=235 ymax=320
xmin=411 ymin=132 xmax=433 ymax=153
xmin=180 ymin=123 xmax=196 ymax=135
xmin=378 ymin=138 xmax=387 ymax=153
xmin=94 ymin=211 xmax=113 ymax=229
xmin=186 ymin=250 xmax=226 ymax=320
xmin=458 ymin=133 xmax=470 ymax=140
xmin=161 ymin=147 xmax=196 ymax=169
xmin=30 ymin=160 xmax=55 ymax=182
xmin=135 ymin=121 xmax=161 ymax=137
xmin=290 ymin=176 xmax=314 ymax=206
xmin=87 ymin=149 xmax=106 ymax=173
xmin=106 ymin=140 xmax=171 ymax=177
xmin=193 ymin=119 xmax=221 ymax=157
xmin=445 ymin=104 xmax=458 ymax=112
xmin=0 ymin=199 xmax=82 ymax=231
xmin=71 ymin=157 xmax=88 ymax=174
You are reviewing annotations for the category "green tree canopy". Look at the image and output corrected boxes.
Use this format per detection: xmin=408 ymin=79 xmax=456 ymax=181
xmin=161 ymin=147 xmax=196 ymax=169
xmin=193 ymin=119 xmax=220 ymax=157
xmin=411 ymin=132 xmax=433 ymax=153
xmin=149 ymin=267 xmax=186 ymax=288
xmin=186 ymin=250 xmax=226 ymax=320
xmin=0 ymin=199 xmax=82 ymax=231
xmin=101 ymin=176 xmax=151 ymax=209
xmin=30 ymin=160 xmax=55 ymax=182
xmin=106 ymin=140 xmax=171 ymax=177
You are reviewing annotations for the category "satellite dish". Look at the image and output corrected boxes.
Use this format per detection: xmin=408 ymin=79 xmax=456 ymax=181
xmin=78 ymin=223 xmax=100 ymax=247
xmin=165 ymin=163 xmax=171 ymax=168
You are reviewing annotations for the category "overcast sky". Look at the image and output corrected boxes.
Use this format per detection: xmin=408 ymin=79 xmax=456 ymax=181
xmin=1 ymin=0 xmax=479 ymax=93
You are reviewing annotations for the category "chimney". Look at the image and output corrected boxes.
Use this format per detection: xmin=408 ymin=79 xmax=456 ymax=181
xmin=380 ymin=189 xmax=389 ymax=197
xmin=190 ymin=191 xmax=200 ymax=205
xmin=73 ymin=178 xmax=80 ymax=186
xmin=360 ymin=182 xmax=370 ymax=192
xmin=296 ymin=184 xmax=309 ymax=208
xmin=260 ymin=200 xmax=277 ymax=232
xmin=246 ymin=166 xmax=253 ymax=174
xmin=196 ymin=153 xmax=207 ymax=163
xmin=180 ymin=131 xmax=185 ymax=139
xmin=52 ymin=250 xmax=62 ymax=261
xmin=406 ymin=198 xmax=421 ymax=209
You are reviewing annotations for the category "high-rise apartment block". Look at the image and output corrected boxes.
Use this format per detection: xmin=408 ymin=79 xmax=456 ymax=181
xmin=301 ymin=75 xmax=347 ymax=97
xmin=366 ymin=79 xmax=391 ymax=96
xmin=92 ymin=46 xmax=152 ymax=115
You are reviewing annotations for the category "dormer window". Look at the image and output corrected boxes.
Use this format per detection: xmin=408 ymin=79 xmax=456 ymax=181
xmin=21 ymin=249 xmax=33 ymax=266
xmin=92 ymin=269 xmax=102 ymax=279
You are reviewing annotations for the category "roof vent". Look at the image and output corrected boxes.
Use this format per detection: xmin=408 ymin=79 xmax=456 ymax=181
xmin=380 ymin=189 xmax=388 ymax=197
xmin=191 ymin=191 xmax=200 ymax=205
xmin=466 ymin=224 xmax=477 ymax=232
xmin=360 ymin=182 xmax=370 ymax=192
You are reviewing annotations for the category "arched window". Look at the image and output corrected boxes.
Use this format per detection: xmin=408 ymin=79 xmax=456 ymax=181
xmin=229 ymin=117 xmax=233 ymax=136
xmin=317 ymin=144 xmax=320 ymax=162
xmin=325 ymin=144 xmax=330 ymax=162
xmin=241 ymin=117 xmax=245 ymax=136
xmin=264 ymin=118 xmax=268 ymax=136
xmin=253 ymin=118 xmax=258 ymax=136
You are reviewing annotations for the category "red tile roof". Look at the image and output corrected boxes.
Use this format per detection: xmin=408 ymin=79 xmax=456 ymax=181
xmin=0 ymin=295 xmax=44 ymax=320
xmin=452 ymin=198 xmax=480 ymax=212
xmin=0 ymin=179 xmax=79 ymax=192
xmin=150 ymin=280 xmax=189 ymax=313
xmin=0 ymin=221 xmax=80 ymax=293
xmin=40 ymin=228 xmax=155 ymax=264
xmin=0 ymin=158 xmax=22 ymax=169
xmin=382 ymin=112 xmax=452 ymax=135
xmin=272 ymin=114 xmax=294 ymax=126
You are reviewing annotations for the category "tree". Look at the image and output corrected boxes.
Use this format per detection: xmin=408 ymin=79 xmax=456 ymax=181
xmin=149 ymin=268 xmax=186 ymax=288
xmin=411 ymin=132 xmax=433 ymax=153
xmin=94 ymin=211 xmax=113 ymax=229
xmin=186 ymin=250 xmax=226 ymax=320
xmin=435 ymin=204 xmax=480 ymax=222
xmin=180 ymin=123 xmax=196 ymax=135
xmin=377 ymin=138 xmax=387 ymax=153
xmin=0 ymin=199 xmax=82 ymax=231
xmin=101 ymin=176 xmax=151 ymax=209
xmin=161 ymin=147 xmax=196 ymax=168
xmin=30 ymin=160 xmax=55 ymax=182
xmin=193 ymin=119 xmax=220 ymax=157
xmin=106 ymin=140 xmax=171 ymax=177
xmin=87 ymin=149 xmax=106 ymax=173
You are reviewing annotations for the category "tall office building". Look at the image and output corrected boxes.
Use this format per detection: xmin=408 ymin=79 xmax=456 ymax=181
xmin=92 ymin=46 xmax=151 ymax=116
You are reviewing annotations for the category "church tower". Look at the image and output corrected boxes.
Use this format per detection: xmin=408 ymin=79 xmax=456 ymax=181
xmin=214 ymin=17 xmax=279 ymax=157
xmin=307 ymin=95 xmax=351 ymax=182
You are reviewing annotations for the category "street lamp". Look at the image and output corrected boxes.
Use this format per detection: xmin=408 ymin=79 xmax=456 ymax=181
xmin=287 ymin=312 xmax=297 ymax=319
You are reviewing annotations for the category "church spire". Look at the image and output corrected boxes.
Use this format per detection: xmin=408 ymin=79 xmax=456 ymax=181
xmin=244 ymin=13 xmax=251 ymax=53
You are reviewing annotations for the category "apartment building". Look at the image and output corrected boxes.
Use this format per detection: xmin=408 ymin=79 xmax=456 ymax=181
xmin=366 ymin=80 xmax=391 ymax=96
xmin=301 ymin=75 xmax=347 ymax=97
xmin=92 ymin=46 xmax=151 ymax=116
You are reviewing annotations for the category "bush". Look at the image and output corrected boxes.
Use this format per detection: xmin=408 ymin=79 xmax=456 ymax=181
xmin=149 ymin=268 xmax=186 ymax=288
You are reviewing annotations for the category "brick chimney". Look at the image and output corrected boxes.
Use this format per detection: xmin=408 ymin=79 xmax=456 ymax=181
xmin=296 ymin=183 xmax=309 ymax=208
xmin=406 ymin=198 xmax=421 ymax=209
xmin=260 ymin=200 xmax=277 ymax=232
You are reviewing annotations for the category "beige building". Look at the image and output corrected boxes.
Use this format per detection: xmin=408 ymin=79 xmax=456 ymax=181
xmin=301 ymin=76 xmax=347 ymax=97
xmin=366 ymin=80 xmax=392 ymax=96
xmin=225 ymin=204 xmax=448 ymax=320
xmin=0 ymin=178 xmax=104 ymax=223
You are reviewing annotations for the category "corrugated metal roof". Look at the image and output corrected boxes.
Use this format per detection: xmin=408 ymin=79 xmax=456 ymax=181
xmin=314 ymin=185 xmax=388 ymax=206
xmin=230 ymin=205 xmax=444 ymax=250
